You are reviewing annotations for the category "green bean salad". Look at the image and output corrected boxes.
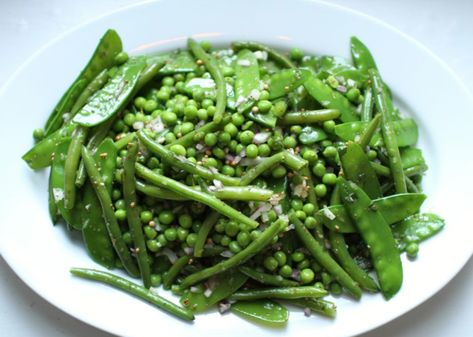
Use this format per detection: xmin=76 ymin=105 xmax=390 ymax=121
xmin=23 ymin=29 xmax=445 ymax=325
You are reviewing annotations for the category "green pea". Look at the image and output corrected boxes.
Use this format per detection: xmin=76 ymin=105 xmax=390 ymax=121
xmin=272 ymin=165 xmax=287 ymax=178
xmin=178 ymin=214 xmax=192 ymax=229
xmin=225 ymin=221 xmax=240 ymax=237
xmin=323 ymin=146 xmax=338 ymax=158
xmin=283 ymin=136 xmax=297 ymax=149
xmin=323 ymin=120 xmax=336 ymax=133
xmin=290 ymin=125 xmax=302 ymax=134
xmin=291 ymin=251 xmax=305 ymax=263
xmin=150 ymin=274 xmax=162 ymax=287
xmin=250 ymin=230 xmax=262 ymax=241
xmin=222 ymin=165 xmax=235 ymax=176
xmin=134 ymin=97 xmax=147 ymax=109
xmin=212 ymin=148 xmax=225 ymax=159
xmin=184 ymin=105 xmax=198 ymax=120
xmin=279 ymin=265 xmax=293 ymax=278
xmin=246 ymin=144 xmax=259 ymax=158
xmin=156 ymin=89 xmax=170 ymax=102
xmin=203 ymin=157 xmax=218 ymax=168
xmin=201 ymin=98 xmax=214 ymax=109
xmin=291 ymin=199 xmax=304 ymax=211
xmin=346 ymin=87 xmax=361 ymax=103
xmin=312 ymin=163 xmax=326 ymax=177
xmin=295 ymin=210 xmax=306 ymax=221
xmin=257 ymin=100 xmax=272 ymax=113
xmin=164 ymin=132 xmax=176 ymax=144
xmin=115 ymin=209 xmax=127 ymax=221
xmin=267 ymin=210 xmax=277 ymax=222
xmin=181 ymin=122 xmax=194 ymax=135
xmin=217 ymin=132 xmax=231 ymax=145
xmin=229 ymin=241 xmax=242 ymax=254
xmin=177 ymin=227 xmax=189 ymax=241
xmin=302 ymin=203 xmax=315 ymax=215
xmin=272 ymin=100 xmax=287 ymax=117
xmin=114 ymin=199 xmax=126 ymax=210
xmin=367 ymin=149 xmax=377 ymax=160
xmin=236 ymin=231 xmax=251 ymax=247
xmin=264 ymin=256 xmax=278 ymax=272
xmin=300 ymin=268 xmax=315 ymax=283
xmin=114 ymin=51 xmax=129 ymax=64
xmin=239 ymin=130 xmax=255 ymax=145
xmin=315 ymin=184 xmax=327 ymax=197
xmin=235 ymin=144 xmax=244 ymax=155
xmin=290 ymin=48 xmax=304 ymax=60
xmin=159 ymin=211 xmax=174 ymax=225
xmin=122 ymin=232 xmax=132 ymax=245
xmin=197 ymin=108 xmax=208 ymax=120
xmin=322 ymin=173 xmax=337 ymax=185
xmin=224 ymin=123 xmax=239 ymax=137
xmin=32 ymin=127 xmax=45 ymax=141
xmin=147 ymin=239 xmax=160 ymax=252
xmin=220 ymin=235 xmax=231 ymax=247
xmin=164 ymin=228 xmax=177 ymax=241
xmin=144 ymin=99 xmax=158 ymax=113
xmin=330 ymin=282 xmax=343 ymax=296
xmin=192 ymin=87 xmax=205 ymax=101
xmin=304 ymin=216 xmax=317 ymax=229
xmin=258 ymin=144 xmax=271 ymax=157
xmin=204 ymin=133 xmax=218 ymax=147
xmin=123 ymin=113 xmax=135 ymax=127
xmin=144 ymin=226 xmax=157 ymax=240
xmin=111 ymin=189 xmax=121 ymax=201
xmin=231 ymin=113 xmax=245 ymax=127
xmin=186 ymin=233 xmax=197 ymax=247
xmin=140 ymin=210 xmax=153 ymax=224
xmin=170 ymin=144 xmax=187 ymax=156
xmin=406 ymin=242 xmax=419 ymax=258
xmin=302 ymin=149 xmax=318 ymax=163
xmin=162 ymin=111 xmax=178 ymax=125
xmin=273 ymin=251 xmax=287 ymax=266
xmin=297 ymin=259 xmax=310 ymax=270
xmin=326 ymin=75 xmax=339 ymax=89
xmin=321 ymin=272 xmax=332 ymax=286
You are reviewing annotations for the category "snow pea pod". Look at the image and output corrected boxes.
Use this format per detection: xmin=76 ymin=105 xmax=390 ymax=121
xmin=400 ymin=147 xmax=425 ymax=169
xmin=180 ymin=269 xmax=248 ymax=312
xmin=234 ymin=49 xmax=260 ymax=113
xmin=81 ymin=138 xmax=117 ymax=269
xmin=147 ymin=50 xmax=197 ymax=74
xmin=232 ymin=41 xmax=295 ymax=68
xmin=316 ymin=193 xmax=426 ymax=233
xmin=248 ymin=111 xmax=277 ymax=128
xmin=316 ymin=55 xmax=367 ymax=83
xmin=22 ymin=123 xmax=76 ymax=169
xmin=73 ymin=59 xmax=147 ymax=127
xmin=298 ymin=126 xmax=327 ymax=145
xmin=69 ymin=69 xmax=109 ymax=119
xmin=268 ymin=68 xmax=311 ymax=100
xmin=392 ymin=213 xmax=445 ymax=251
xmin=231 ymin=300 xmax=288 ymax=326
xmin=334 ymin=118 xmax=418 ymax=147
xmin=304 ymin=74 xmax=358 ymax=122
xmin=339 ymin=178 xmax=402 ymax=300
xmin=350 ymin=36 xmax=377 ymax=74
xmin=340 ymin=142 xmax=382 ymax=199
xmin=45 ymin=30 xmax=122 ymax=135
xmin=64 ymin=127 xmax=88 ymax=209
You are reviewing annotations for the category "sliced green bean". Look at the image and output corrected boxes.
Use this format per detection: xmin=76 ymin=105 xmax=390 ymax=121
xmin=123 ymin=141 xmax=151 ymax=288
xmin=289 ymin=212 xmax=362 ymax=299
xmin=194 ymin=211 xmax=220 ymax=258
xmin=135 ymin=163 xmax=258 ymax=229
xmin=231 ymin=41 xmax=295 ymax=68
xmin=369 ymin=69 xmax=406 ymax=193
xmin=81 ymin=146 xmax=139 ymax=277
xmin=163 ymin=256 xmax=190 ymax=290
xmin=64 ymin=126 xmax=88 ymax=209
xmin=188 ymin=38 xmax=226 ymax=123
xmin=137 ymin=130 xmax=240 ymax=186
xmin=278 ymin=109 xmax=340 ymax=125
xmin=70 ymin=268 xmax=194 ymax=321
xmin=180 ymin=218 xmax=287 ymax=288
xmin=230 ymin=286 xmax=327 ymax=301
xmin=239 ymin=266 xmax=299 ymax=287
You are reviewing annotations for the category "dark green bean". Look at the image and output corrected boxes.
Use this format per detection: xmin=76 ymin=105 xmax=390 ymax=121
xmin=239 ymin=266 xmax=299 ymax=287
xmin=230 ymin=286 xmax=327 ymax=301
xmin=135 ymin=163 xmax=258 ymax=229
xmin=188 ymin=38 xmax=226 ymax=123
xmin=278 ymin=109 xmax=340 ymax=125
xmin=194 ymin=211 xmax=220 ymax=258
xmin=180 ymin=218 xmax=286 ymax=288
xmin=70 ymin=268 xmax=194 ymax=321
xmin=163 ymin=256 xmax=190 ymax=290
xmin=81 ymin=146 xmax=139 ymax=277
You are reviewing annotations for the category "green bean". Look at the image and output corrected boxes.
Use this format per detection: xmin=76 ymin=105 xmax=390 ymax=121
xmin=369 ymin=69 xmax=406 ymax=193
xmin=115 ymin=132 xmax=137 ymax=150
xmin=81 ymin=146 xmax=139 ymax=277
xmin=358 ymin=113 xmax=380 ymax=149
xmin=370 ymin=161 xmax=391 ymax=177
xmin=163 ymin=256 xmax=190 ymax=290
xmin=188 ymin=38 xmax=226 ymax=123
xmin=231 ymin=41 xmax=295 ymax=68
xmin=70 ymin=268 xmax=194 ymax=321
xmin=240 ymin=152 xmax=284 ymax=185
xmin=194 ymin=211 xmax=220 ymax=258
xmin=328 ymin=231 xmax=378 ymax=292
xmin=123 ymin=141 xmax=151 ymax=288
xmin=136 ymin=181 xmax=273 ymax=201
xmin=137 ymin=130 xmax=240 ymax=186
xmin=404 ymin=164 xmax=428 ymax=177
xmin=69 ymin=69 xmax=110 ymax=119
xmin=64 ymin=126 xmax=88 ymax=209
xmin=281 ymin=151 xmax=308 ymax=171
xmin=278 ymin=109 xmax=340 ymax=125
xmin=360 ymin=86 xmax=374 ymax=122
xmin=405 ymin=176 xmax=419 ymax=193
xmin=229 ymin=286 xmax=327 ymax=301
xmin=180 ymin=218 xmax=286 ymax=288
xmin=239 ymin=266 xmax=299 ymax=287
xmin=289 ymin=212 xmax=362 ymax=299
xmin=135 ymin=163 xmax=258 ymax=229
xmin=339 ymin=177 xmax=402 ymax=299
xmin=289 ymin=298 xmax=336 ymax=318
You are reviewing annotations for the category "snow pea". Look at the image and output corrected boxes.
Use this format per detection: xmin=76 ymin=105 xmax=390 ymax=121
xmin=231 ymin=300 xmax=288 ymax=326
xmin=73 ymin=58 xmax=147 ymax=127
xmin=339 ymin=178 xmax=402 ymax=300
xmin=316 ymin=55 xmax=367 ymax=83
xmin=298 ymin=126 xmax=327 ymax=145
xmin=81 ymin=138 xmax=117 ymax=269
xmin=22 ymin=123 xmax=76 ymax=169
xmin=64 ymin=127 xmax=88 ymax=209
xmin=340 ymin=142 xmax=382 ymax=199
xmin=392 ymin=213 xmax=445 ymax=251
xmin=231 ymin=41 xmax=295 ymax=68
xmin=303 ymin=74 xmax=358 ymax=122
xmin=268 ymin=68 xmax=311 ymax=100
xmin=350 ymin=36 xmax=377 ymax=75
xmin=49 ymin=138 xmax=72 ymax=224
xmin=180 ymin=269 xmax=248 ymax=312
xmin=147 ymin=50 xmax=197 ymax=74
xmin=334 ymin=118 xmax=418 ymax=147
xmin=248 ymin=111 xmax=277 ymax=128
xmin=316 ymin=193 xmax=426 ymax=233
xmin=44 ymin=29 xmax=122 ymax=135
xmin=400 ymin=147 xmax=425 ymax=169
xmin=234 ymin=49 xmax=260 ymax=113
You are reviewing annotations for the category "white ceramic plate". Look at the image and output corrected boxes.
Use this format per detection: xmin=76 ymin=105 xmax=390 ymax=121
xmin=1 ymin=0 xmax=472 ymax=336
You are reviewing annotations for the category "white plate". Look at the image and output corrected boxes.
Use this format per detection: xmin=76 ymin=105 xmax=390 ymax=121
xmin=1 ymin=0 xmax=472 ymax=336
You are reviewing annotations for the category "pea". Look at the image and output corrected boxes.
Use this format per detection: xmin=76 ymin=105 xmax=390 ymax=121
xmin=236 ymin=232 xmax=251 ymax=247
xmin=115 ymin=199 xmax=126 ymax=210
xmin=406 ymin=242 xmax=419 ymax=258
xmin=178 ymin=214 xmax=193 ymax=229
xmin=164 ymin=132 xmax=176 ymax=144
xmin=323 ymin=120 xmax=336 ymax=133
xmin=367 ymin=149 xmax=377 ymax=160
xmin=315 ymin=184 xmax=327 ymax=197
xmin=115 ymin=209 xmax=127 ymax=221
xmin=122 ymin=232 xmax=132 ymax=245
xmin=147 ymin=156 xmax=160 ymax=169
xmin=184 ymin=105 xmax=198 ymax=120
xmin=256 ymin=144 xmax=270 ymax=157
xmin=257 ymin=100 xmax=272 ymax=113
xmin=291 ymin=199 xmax=304 ymax=211
xmin=231 ymin=113 xmax=245 ymax=127
xmin=239 ymin=130 xmax=255 ymax=145
xmin=156 ymin=89 xmax=170 ymax=101
xmin=273 ymin=251 xmax=287 ymax=266
xmin=297 ymin=259 xmax=310 ymax=270
xmin=220 ymin=235 xmax=231 ymax=246
xmin=162 ymin=111 xmax=178 ymax=125
xmin=295 ymin=210 xmax=307 ymax=221
xmin=150 ymin=274 xmax=162 ymax=287
xmin=323 ymin=146 xmax=338 ymax=158
xmin=201 ymin=98 xmax=214 ymax=109
xmin=134 ymin=96 xmax=146 ymax=109
xmin=326 ymin=75 xmax=339 ymax=89
xmin=170 ymin=144 xmax=187 ymax=156
xmin=212 ymin=148 xmax=225 ymax=159
xmin=290 ymin=48 xmax=304 ymax=60
xmin=181 ymin=122 xmax=194 ymax=135
xmin=144 ymin=99 xmax=158 ymax=113
xmin=203 ymin=157 xmax=218 ymax=168
xmin=302 ymin=149 xmax=318 ymax=163
xmin=225 ymin=221 xmax=240 ymax=237
xmin=229 ymin=241 xmax=242 ymax=254
xmin=250 ymin=230 xmax=261 ymax=241
xmin=300 ymin=268 xmax=315 ymax=283
xmin=272 ymin=101 xmax=287 ymax=117
xmin=207 ymin=105 xmax=216 ymax=117
xmin=111 ymin=189 xmax=121 ymax=201
xmin=123 ymin=113 xmax=135 ymax=126
xmin=322 ymin=173 xmax=337 ymax=185
xmin=164 ymin=228 xmax=177 ymax=241
xmin=224 ymin=123 xmax=239 ymax=137
xmin=222 ymin=165 xmax=235 ymax=176
xmin=272 ymin=165 xmax=287 ymax=178
xmin=114 ymin=51 xmax=129 ymax=64
xmin=186 ymin=233 xmax=197 ymax=247
xmin=197 ymin=108 xmax=208 ymax=120
xmin=312 ymin=163 xmax=326 ymax=177
xmin=346 ymin=87 xmax=361 ymax=103
xmin=192 ymin=88 xmax=205 ymax=101
xmin=177 ymin=228 xmax=189 ymax=241
xmin=321 ymin=272 xmax=332 ymax=286
xmin=159 ymin=211 xmax=174 ymax=225
xmin=330 ymin=282 xmax=343 ymax=296
xmin=290 ymin=125 xmax=302 ymax=134
xmin=204 ymin=133 xmax=218 ymax=147
xmin=264 ymin=256 xmax=278 ymax=272
xmin=219 ymin=132 xmax=231 ymax=145
xmin=267 ymin=210 xmax=277 ymax=222
xmin=291 ymin=251 xmax=305 ymax=263
xmin=283 ymin=136 xmax=297 ymax=149
xmin=246 ymin=144 xmax=259 ymax=158
xmin=303 ymin=203 xmax=315 ymax=215
xmin=147 ymin=240 xmax=160 ymax=252
xmin=140 ymin=210 xmax=153 ymax=224
xmin=279 ymin=265 xmax=293 ymax=278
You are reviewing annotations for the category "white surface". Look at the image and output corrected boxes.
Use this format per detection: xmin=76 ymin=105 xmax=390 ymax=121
xmin=0 ymin=0 xmax=472 ymax=336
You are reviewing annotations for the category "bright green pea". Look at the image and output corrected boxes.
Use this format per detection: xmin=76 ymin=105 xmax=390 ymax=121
xmin=323 ymin=120 xmax=336 ymax=133
xmin=140 ymin=210 xmax=153 ymax=224
xmin=192 ymin=87 xmax=205 ymax=101
xmin=290 ymin=125 xmax=302 ymax=134
xmin=215 ymin=222 xmax=225 ymax=233
xmin=250 ymin=230 xmax=261 ymax=241
xmin=159 ymin=211 xmax=174 ymax=225
xmin=150 ymin=274 xmax=162 ymax=287
xmin=322 ymin=173 xmax=337 ymax=185
xmin=147 ymin=239 xmax=160 ymax=252
xmin=144 ymin=99 xmax=158 ymax=113
xmin=323 ymin=146 xmax=338 ymax=158
xmin=212 ymin=148 xmax=225 ymax=159
xmin=204 ymin=132 xmax=218 ymax=147
xmin=123 ymin=113 xmax=135 ymax=127
xmin=164 ymin=228 xmax=177 ymax=241
xmin=290 ymin=48 xmax=304 ymax=60
xmin=367 ymin=149 xmax=377 ymax=160
xmin=315 ymin=184 xmax=327 ymax=197
xmin=229 ymin=241 xmax=242 ymax=254
xmin=279 ymin=265 xmax=293 ymax=278
xmin=239 ymin=130 xmax=255 ymax=145
xmin=177 ymin=227 xmax=189 ymax=241
xmin=246 ymin=144 xmax=259 ymax=158
xmin=224 ymin=123 xmax=239 ymax=137
xmin=273 ymin=251 xmax=287 ymax=266
xmin=114 ymin=51 xmax=129 ymax=64
xmin=225 ymin=221 xmax=240 ymax=237
xmin=264 ymin=256 xmax=279 ymax=272
xmin=156 ymin=90 xmax=170 ymax=102
xmin=258 ymin=144 xmax=271 ymax=157
xmin=144 ymin=226 xmax=157 ymax=240
xmin=218 ymin=132 xmax=231 ymax=145
xmin=272 ymin=100 xmax=287 ymax=117
xmin=164 ymin=132 xmax=176 ymax=144
xmin=203 ymin=157 xmax=218 ymax=168
xmin=272 ymin=165 xmax=287 ymax=178
xmin=201 ymin=98 xmax=214 ymax=109
xmin=259 ymin=90 xmax=270 ymax=101
xmin=162 ymin=111 xmax=177 ymax=125
xmin=181 ymin=122 xmax=194 ymax=135
xmin=257 ymin=100 xmax=272 ymax=113
xmin=184 ymin=105 xmax=198 ymax=120
xmin=111 ymin=189 xmax=121 ymax=201
xmin=197 ymin=108 xmax=208 ymax=120
xmin=346 ymin=87 xmax=361 ymax=103
xmin=312 ymin=163 xmax=326 ymax=177
xmin=231 ymin=113 xmax=245 ymax=127
xmin=302 ymin=149 xmax=318 ymax=163
xmin=303 ymin=203 xmax=315 ymax=215
xmin=283 ymin=136 xmax=297 ymax=149
xmin=134 ymin=97 xmax=147 ymax=109
xmin=236 ymin=232 xmax=251 ymax=247
xmin=406 ymin=242 xmax=419 ymax=258
xmin=222 ymin=165 xmax=235 ymax=176
xmin=291 ymin=199 xmax=304 ymax=211
xmin=295 ymin=210 xmax=306 ymax=221
xmin=178 ymin=214 xmax=192 ymax=229
xmin=300 ymin=268 xmax=315 ymax=283
xmin=170 ymin=144 xmax=187 ymax=156
xmin=291 ymin=251 xmax=305 ymax=263
xmin=186 ymin=233 xmax=197 ymax=247
xmin=326 ymin=75 xmax=339 ymax=89
xmin=304 ymin=216 xmax=317 ymax=229
xmin=220 ymin=235 xmax=231 ymax=246
xmin=115 ymin=209 xmax=127 ymax=221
